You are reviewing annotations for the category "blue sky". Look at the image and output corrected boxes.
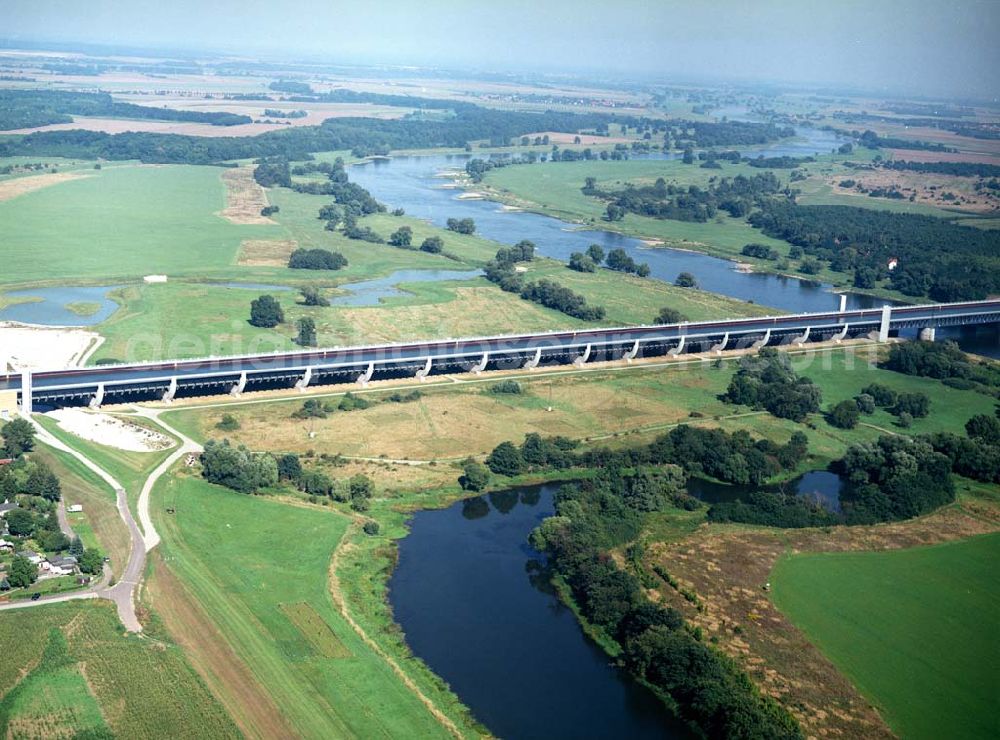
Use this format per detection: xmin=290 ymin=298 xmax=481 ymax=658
xmin=4 ymin=0 xmax=998 ymax=97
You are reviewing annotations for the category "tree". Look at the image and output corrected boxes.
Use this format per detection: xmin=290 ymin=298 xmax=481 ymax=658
xmin=420 ymin=236 xmax=443 ymax=253
xmin=485 ymin=441 xmax=525 ymax=476
xmin=288 ymin=248 xmax=348 ymax=270
xmin=300 ymin=284 xmax=329 ymax=307
xmin=8 ymin=555 xmax=37 ymax=588
xmin=855 ymin=393 xmax=876 ymax=415
xmin=70 ymin=535 xmax=85 ymax=558
xmin=296 ymin=317 xmax=317 ymax=347
xmin=277 ymin=453 xmax=302 ymax=482
xmin=862 ymin=383 xmax=897 ymax=407
xmin=446 ymin=217 xmax=476 ymax=234
xmin=458 ymin=459 xmax=490 ymax=491
xmin=200 ymin=440 xmax=278 ymax=494
xmin=79 ymin=548 xmax=104 ymax=575
xmin=349 ymin=474 xmax=374 ymax=501
xmin=605 ymin=203 xmax=625 ymax=221
xmin=897 ymin=411 xmax=913 ymax=428
xmin=25 ymin=464 xmax=61 ymax=501
xmin=586 ymin=244 xmax=605 ymax=263
xmin=893 ymin=392 xmax=930 ymax=419
xmin=6 ymin=509 xmax=35 ymax=537
xmin=965 ymin=414 xmax=1000 ymax=445
xmin=250 ymin=295 xmax=284 ymax=328
xmin=389 ymin=226 xmax=413 ymax=247
xmin=682 ymin=147 xmax=695 ymax=164
xmin=1 ymin=417 xmax=35 ymax=456
xmin=655 ymin=307 xmax=688 ymax=324
xmin=829 ymin=400 xmax=861 ymax=429
xmin=299 ymin=469 xmax=335 ymax=498
xmin=512 ymin=240 xmax=535 ymax=261
xmin=674 ymin=272 xmax=698 ymax=288
xmin=567 ymin=252 xmax=596 ymax=272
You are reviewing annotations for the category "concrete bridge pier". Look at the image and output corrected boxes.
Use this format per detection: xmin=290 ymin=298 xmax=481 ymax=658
xmin=230 ymin=372 xmax=247 ymax=396
xmin=20 ymin=370 xmax=32 ymax=416
xmin=295 ymin=367 xmax=313 ymax=391
xmin=752 ymin=329 xmax=771 ymax=351
xmin=415 ymin=357 xmax=432 ymax=381
xmin=573 ymin=344 xmax=592 ymax=367
xmin=667 ymin=336 xmax=686 ymax=357
xmin=89 ymin=383 xmax=105 ymax=410
xmin=833 ymin=324 xmax=849 ymax=343
xmin=623 ymin=340 xmax=640 ymax=363
xmin=878 ymin=305 xmax=892 ymax=342
xmin=356 ymin=362 xmax=374 ymax=387
xmin=472 ymin=353 xmax=489 ymax=374
xmin=161 ymin=377 xmax=178 ymax=403
xmin=793 ymin=327 xmax=811 ymax=347
xmin=710 ymin=333 xmax=729 ymax=354
xmin=524 ymin=348 xmax=542 ymax=370
xmin=919 ymin=327 xmax=937 ymax=341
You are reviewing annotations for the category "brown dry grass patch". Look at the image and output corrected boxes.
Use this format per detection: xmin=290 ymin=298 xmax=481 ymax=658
xmin=219 ymin=167 xmax=275 ymax=225
xmin=145 ymin=551 xmax=295 ymax=740
xmin=646 ymin=501 xmax=1000 ymax=739
xmin=828 ymin=169 xmax=999 ymax=214
xmin=0 ymin=171 xmax=90 ymax=202
xmin=237 ymin=239 xmax=298 ymax=266
xmin=890 ymin=149 xmax=1000 ymax=165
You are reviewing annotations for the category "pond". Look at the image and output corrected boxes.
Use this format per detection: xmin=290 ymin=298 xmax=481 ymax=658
xmin=390 ymin=483 xmax=689 ymax=739
xmin=0 ymin=285 xmax=121 ymax=326
xmin=687 ymin=469 xmax=845 ymax=513
xmin=329 ymin=268 xmax=481 ymax=306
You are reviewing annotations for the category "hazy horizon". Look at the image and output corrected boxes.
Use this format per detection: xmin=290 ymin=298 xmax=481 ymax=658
xmin=3 ymin=0 xmax=999 ymax=99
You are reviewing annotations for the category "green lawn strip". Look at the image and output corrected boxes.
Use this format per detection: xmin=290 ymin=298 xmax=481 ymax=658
xmin=0 ymin=601 xmax=237 ymax=737
xmin=770 ymin=533 xmax=1000 ymax=740
xmin=153 ymin=472 xmax=468 ymax=738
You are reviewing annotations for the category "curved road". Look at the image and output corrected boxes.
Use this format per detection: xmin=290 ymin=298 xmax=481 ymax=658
xmin=0 ymin=410 xmax=199 ymax=632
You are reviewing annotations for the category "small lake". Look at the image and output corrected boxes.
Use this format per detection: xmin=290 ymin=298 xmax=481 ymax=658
xmin=390 ymin=483 xmax=688 ymax=739
xmin=0 ymin=285 xmax=121 ymax=326
xmin=687 ymin=469 xmax=845 ymax=513
xmin=330 ymin=268 xmax=481 ymax=306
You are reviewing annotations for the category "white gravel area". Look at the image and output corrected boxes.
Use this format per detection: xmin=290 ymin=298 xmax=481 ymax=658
xmin=0 ymin=325 xmax=103 ymax=369
xmin=47 ymin=409 xmax=174 ymax=452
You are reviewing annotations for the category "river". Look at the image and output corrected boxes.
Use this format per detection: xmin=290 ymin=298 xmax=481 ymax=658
xmin=350 ymin=130 xmax=998 ymax=356
xmin=390 ymin=483 xmax=688 ymax=739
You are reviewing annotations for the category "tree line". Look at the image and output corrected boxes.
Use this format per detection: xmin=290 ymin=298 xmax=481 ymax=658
xmin=0 ymin=89 xmax=251 ymax=131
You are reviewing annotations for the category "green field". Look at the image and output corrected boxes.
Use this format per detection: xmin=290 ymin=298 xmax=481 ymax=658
xmin=152 ymin=472 xmax=477 ymax=738
xmin=0 ymin=601 xmax=238 ymax=737
xmin=771 ymin=533 xmax=1000 ymax=739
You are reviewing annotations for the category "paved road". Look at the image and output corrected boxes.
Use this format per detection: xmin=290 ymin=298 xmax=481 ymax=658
xmin=0 ymin=419 xmax=148 ymax=630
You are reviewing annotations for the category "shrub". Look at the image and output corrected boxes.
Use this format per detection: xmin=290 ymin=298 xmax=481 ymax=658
xmin=893 ymin=392 xmax=930 ymax=419
xmin=289 ymin=248 xmax=348 ymax=270
xmin=363 ymin=520 xmax=380 ymax=536
xmin=485 ymin=441 xmax=525 ymax=476
xmin=419 ymin=236 xmax=443 ymax=253
xmin=490 ymin=380 xmax=522 ymax=395
xmin=216 ymin=414 xmax=240 ymax=431
xmin=829 ymin=400 xmax=861 ymax=429
xmin=861 ymin=383 xmax=898 ymax=407
xmin=249 ymin=295 xmax=284 ymax=327
xmin=855 ymin=393 xmax=876 ymax=415
xmin=458 ymin=459 xmax=490 ymax=491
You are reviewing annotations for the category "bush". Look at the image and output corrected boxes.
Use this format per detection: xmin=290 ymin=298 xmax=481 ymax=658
xmin=363 ymin=520 xmax=380 ymax=536
xmin=829 ymin=400 xmax=861 ymax=429
xmin=446 ymin=217 xmax=475 ymax=234
xmin=655 ymin=307 xmax=687 ymax=324
xmin=388 ymin=226 xmax=412 ymax=247
xmin=855 ymin=393 xmax=876 ymax=415
xmin=458 ymin=459 xmax=490 ymax=491
xmin=567 ymin=252 xmax=597 ymax=272
xmin=419 ymin=236 xmax=443 ymax=253
xmin=289 ymin=248 xmax=348 ymax=270
xmin=892 ymin=392 xmax=930 ymax=418
xmin=485 ymin=441 xmax=525 ymax=476
xmin=292 ymin=399 xmax=329 ymax=419
xmin=897 ymin=411 xmax=913 ymax=428
xmin=249 ymin=294 xmax=284 ymax=328
xmin=861 ymin=383 xmax=897 ymax=407
xmin=216 ymin=414 xmax=240 ymax=431
xmin=490 ymin=380 xmax=522 ymax=395
xmin=201 ymin=440 xmax=278 ymax=494
xmin=674 ymin=272 xmax=698 ymax=288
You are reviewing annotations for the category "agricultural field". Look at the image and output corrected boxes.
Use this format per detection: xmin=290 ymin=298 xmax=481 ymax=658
xmin=771 ymin=533 xmax=1000 ymax=739
xmin=0 ymin=601 xmax=238 ymax=737
xmin=149 ymin=472 xmax=477 ymax=738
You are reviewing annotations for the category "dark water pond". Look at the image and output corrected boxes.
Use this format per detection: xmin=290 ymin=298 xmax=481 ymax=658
xmin=687 ymin=469 xmax=845 ymax=513
xmin=0 ymin=285 xmax=121 ymax=326
xmin=390 ymin=483 xmax=689 ymax=739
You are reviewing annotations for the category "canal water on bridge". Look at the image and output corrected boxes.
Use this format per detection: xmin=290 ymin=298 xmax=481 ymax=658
xmin=390 ymin=483 xmax=688 ymax=739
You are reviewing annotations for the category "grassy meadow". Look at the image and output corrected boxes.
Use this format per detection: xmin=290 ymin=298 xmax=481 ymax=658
xmin=150 ymin=471 xmax=478 ymax=738
xmin=771 ymin=533 xmax=1000 ymax=739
